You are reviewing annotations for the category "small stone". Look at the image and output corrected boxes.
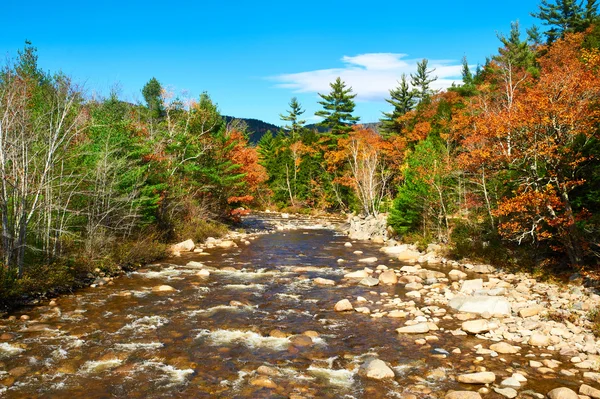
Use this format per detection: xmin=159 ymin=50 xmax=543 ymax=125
xmin=445 ymin=391 xmax=482 ymax=399
xmin=249 ymin=376 xmax=277 ymax=389
xmin=457 ymin=372 xmax=496 ymax=384
xmin=152 ymin=285 xmax=176 ymax=292
xmin=359 ymin=277 xmax=379 ymax=287
xmin=462 ymin=319 xmax=491 ymax=334
xmin=494 ymin=387 xmax=518 ymax=398
xmin=359 ymin=257 xmax=378 ymax=263
xmin=396 ymin=323 xmax=431 ymax=334
xmin=379 ymin=270 xmax=398 ymax=285
xmin=313 ymin=277 xmax=336 ymax=286
xmin=490 ymin=342 xmax=519 ymax=354
xmin=334 ymin=299 xmax=353 ymax=312
xmin=289 ymin=335 xmax=313 ymax=347
xmin=358 ymin=358 xmax=395 ymax=380
xmin=529 ymin=333 xmax=550 ymax=347
xmin=500 ymin=377 xmax=521 ymax=388
xmin=519 ymin=306 xmax=543 ymax=318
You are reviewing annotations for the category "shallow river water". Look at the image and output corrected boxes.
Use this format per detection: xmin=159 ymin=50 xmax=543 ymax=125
xmin=0 ymin=216 xmax=576 ymax=398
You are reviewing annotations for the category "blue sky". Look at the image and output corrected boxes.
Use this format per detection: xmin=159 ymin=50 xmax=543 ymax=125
xmin=2 ymin=1 xmax=541 ymax=125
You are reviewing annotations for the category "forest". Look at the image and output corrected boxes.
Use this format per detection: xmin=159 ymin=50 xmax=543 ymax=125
xmin=1 ymin=0 xmax=599 ymax=304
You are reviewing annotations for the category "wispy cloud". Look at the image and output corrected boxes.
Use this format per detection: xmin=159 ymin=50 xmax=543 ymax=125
xmin=270 ymin=53 xmax=465 ymax=102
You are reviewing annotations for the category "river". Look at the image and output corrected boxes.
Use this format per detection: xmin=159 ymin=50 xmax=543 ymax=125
xmin=0 ymin=215 xmax=577 ymax=398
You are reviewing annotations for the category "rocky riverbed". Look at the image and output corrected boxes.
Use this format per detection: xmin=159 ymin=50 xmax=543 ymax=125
xmin=0 ymin=213 xmax=599 ymax=398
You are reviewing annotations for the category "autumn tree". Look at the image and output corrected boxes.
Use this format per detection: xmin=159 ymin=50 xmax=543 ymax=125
xmin=315 ymin=77 xmax=359 ymax=135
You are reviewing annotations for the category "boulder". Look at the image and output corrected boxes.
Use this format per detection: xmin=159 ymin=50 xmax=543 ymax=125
xmin=449 ymin=269 xmax=467 ymax=281
xmin=344 ymin=270 xmax=370 ymax=279
xmin=334 ymin=299 xmax=353 ymax=312
xmin=396 ymin=323 xmax=431 ymax=334
xmin=448 ymin=296 xmax=511 ymax=316
xmin=472 ymin=264 xmax=495 ymax=274
xmin=313 ymin=277 xmax=336 ymax=286
xmin=359 ymin=277 xmax=379 ymax=287
xmin=379 ymin=270 xmax=398 ymax=285
xmin=457 ymin=372 xmax=496 ymax=384
xmin=171 ymin=239 xmax=195 ymax=253
xmin=528 ymin=333 xmax=551 ymax=347
xmin=547 ymin=387 xmax=579 ymax=399
xmin=462 ymin=319 xmax=492 ymax=334
xmin=358 ymin=358 xmax=395 ymax=380
xmin=152 ymin=285 xmax=176 ymax=292
xmin=460 ymin=279 xmax=483 ymax=294
xmin=490 ymin=342 xmax=519 ymax=354
xmin=580 ymin=384 xmax=600 ymax=399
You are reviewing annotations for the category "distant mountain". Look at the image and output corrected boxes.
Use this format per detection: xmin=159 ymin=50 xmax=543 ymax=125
xmin=223 ymin=116 xmax=382 ymax=145
xmin=223 ymin=116 xmax=280 ymax=144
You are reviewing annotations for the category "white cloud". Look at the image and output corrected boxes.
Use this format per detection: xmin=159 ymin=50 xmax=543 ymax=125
xmin=271 ymin=53 xmax=466 ymax=102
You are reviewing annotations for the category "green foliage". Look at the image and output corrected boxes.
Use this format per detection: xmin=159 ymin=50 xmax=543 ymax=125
xmin=315 ymin=77 xmax=360 ymax=135
xmin=142 ymin=77 xmax=163 ymax=118
xmin=411 ymin=59 xmax=437 ymax=101
xmin=532 ymin=0 xmax=599 ymax=42
xmin=380 ymin=74 xmax=416 ymax=136
xmin=389 ymin=135 xmax=448 ymax=237
xmin=280 ymin=97 xmax=306 ymax=138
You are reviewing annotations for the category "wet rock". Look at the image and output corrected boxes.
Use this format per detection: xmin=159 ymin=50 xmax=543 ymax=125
xmin=171 ymin=239 xmax=195 ymax=253
xmin=494 ymin=387 xmax=518 ymax=398
xmin=257 ymin=365 xmax=280 ymax=376
xmin=344 ymin=270 xmax=369 ymax=279
xmin=186 ymin=261 xmax=204 ymax=268
xmin=462 ymin=319 xmax=492 ymax=334
xmin=19 ymin=315 xmax=30 ymax=321
xmin=303 ymin=330 xmax=319 ymax=338
xmin=388 ymin=310 xmax=407 ymax=318
xmin=445 ymin=391 xmax=482 ymax=399
xmin=152 ymin=285 xmax=176 ymax=292
xmin=580 ymin=384 xmax=600 ymax=398
xmin=500 ymin=377 xmax=521 ymax=388
xmin=379 ymin=270 xmax=398 ymax=285
xmin=313 ymin=277 xmax=336 ymax=286
xmin=457 ymin=372 xmax=496 ymax=384
xmin=359 ymin=257 xmax=378 ymax=264
xmin=218 ymin=240 xmax=236 ymax=248
xmin=344 ymin=242 xmax=353 ymax=247
xmin=448 ymin=296 xmax=511 ymax=316
xmin=0 ymin=333 xmax=15 ymax=340
xmin=490 ymin=342 xmax=519 ymax=354
xmin=289 ymin=335 xmax=313 ymax=347
xmin=249 ymin=375 xmax=278 ymax=389
xmin=334 ymin=299 xmax=353 ymax=312
xmin=269 ymin=329 xmax=287 ymax=338
xmin=396 ymin=323 xmax=431 ymax=334
xmin=547 ymin=387 xmax=579 ymax=399
xmin=358 ymin=358 xmax=395 ymax=380
xmin=360 ymin=277 xmax=379 ymax=287
xmin=8 ymin=366 xmax=28 ymax=377
xmin=196 ymin=270 xmax=210 ymax=277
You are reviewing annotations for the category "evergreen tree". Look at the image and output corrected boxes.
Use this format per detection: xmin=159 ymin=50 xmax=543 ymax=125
xmin=379 ymin=74 xmax=415 ymax=136
xmin=410 ymin=59 xmax=437 ymax=102
xmin=531 ymin=0 xmax=599 ymax=42
xmin=315 ymin=77 xmax=359 ymax=135
xmin=280 ymin=97 xmax=306 ymax=138
xmin=495 ymin=21 xmax=538 ymax=74
xmin=461 ymin=56 xmax=474 ymax=85
xmin=142 ymin=77 xmax=163 ymax=119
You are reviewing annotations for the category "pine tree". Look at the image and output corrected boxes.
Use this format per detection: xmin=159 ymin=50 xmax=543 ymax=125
xmin=280 ymin=97 xmax=306 ymax=138
xmin=531 ymin=0 xmax=599 ymax=42
xmin=495 ymin=21 xmax=537 ymax=70
xmin=142 ymin=77 xmax=163 ymax=119
xmin=315 ymin=77 xmax=359 ymax=135
xmin=410 ymin=59 xmax=437 ymax=102
xmin=379 ymin=74 xmax=415 ymax=136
